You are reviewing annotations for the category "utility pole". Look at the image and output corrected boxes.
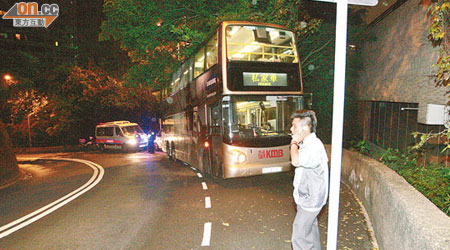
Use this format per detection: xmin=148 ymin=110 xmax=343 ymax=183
xmin=310 ymin=0 xmax=378 ymax=249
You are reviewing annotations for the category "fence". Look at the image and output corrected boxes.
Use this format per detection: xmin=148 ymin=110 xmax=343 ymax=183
xmin=363 ymin=101 xmax=448 ymax=166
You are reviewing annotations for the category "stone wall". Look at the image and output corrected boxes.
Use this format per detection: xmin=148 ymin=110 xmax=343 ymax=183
xmin=336 ymin=147 xmax=450 ymax=249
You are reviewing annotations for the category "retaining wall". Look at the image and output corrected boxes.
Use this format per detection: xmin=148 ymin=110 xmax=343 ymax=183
xmin=337 ymin=147 xmax=450 ymax=250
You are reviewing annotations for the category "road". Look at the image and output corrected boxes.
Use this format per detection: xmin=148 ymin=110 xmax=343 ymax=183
xmin=0 ymin=151 xmax=374 ymax=249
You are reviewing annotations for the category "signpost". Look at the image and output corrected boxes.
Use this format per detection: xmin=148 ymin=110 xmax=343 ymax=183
xmin=310 ymin=0 xmax=377 ymax=249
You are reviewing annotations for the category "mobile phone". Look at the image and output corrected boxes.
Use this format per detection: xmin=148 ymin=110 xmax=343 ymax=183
xmin=297 ymin=126 xmax=306 ymax=135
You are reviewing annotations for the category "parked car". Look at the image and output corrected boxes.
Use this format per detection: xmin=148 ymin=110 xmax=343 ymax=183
xmin=95 ymin=121 xmax=148 ymax=152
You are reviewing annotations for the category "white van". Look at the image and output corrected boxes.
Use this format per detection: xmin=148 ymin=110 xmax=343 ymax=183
xmin=95 ymin=121 xmax=148 ymax=152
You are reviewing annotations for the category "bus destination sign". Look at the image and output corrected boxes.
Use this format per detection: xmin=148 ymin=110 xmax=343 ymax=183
xmin=243 ymin=72 xmax=287 ymax=87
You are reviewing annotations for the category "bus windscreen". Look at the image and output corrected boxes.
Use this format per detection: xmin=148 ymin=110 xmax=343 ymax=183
xmin=222 ymin=95 xmax=304 ymax=145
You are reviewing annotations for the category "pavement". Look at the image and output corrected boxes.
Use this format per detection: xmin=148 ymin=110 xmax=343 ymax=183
xmin=2 ymin=154 xmax=378 ymax=249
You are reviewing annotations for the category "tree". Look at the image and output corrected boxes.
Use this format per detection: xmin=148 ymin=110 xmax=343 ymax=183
xmin=0 ymin=76 xmax=20 ymax=186
xmin=100 ymin=0 xmax=324 ymax=90
xmin=100 ymin=0 xmax=372 ymax=143
xmin=412 ymin=0 xmax=450 ymax=154
xmin=425 ymin=0 xmax=450 ymax=92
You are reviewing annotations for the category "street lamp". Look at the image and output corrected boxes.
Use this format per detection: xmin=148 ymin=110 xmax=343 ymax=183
xmin=3 ymin=74 xmax=15 ymax=86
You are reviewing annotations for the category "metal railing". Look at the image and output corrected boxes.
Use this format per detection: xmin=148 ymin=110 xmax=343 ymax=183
xmin=365 ymin=101 xmax=447 ymax=166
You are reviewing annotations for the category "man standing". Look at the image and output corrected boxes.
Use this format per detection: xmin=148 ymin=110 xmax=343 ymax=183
xmin=290 ymin=110 xmax=329 ymax=250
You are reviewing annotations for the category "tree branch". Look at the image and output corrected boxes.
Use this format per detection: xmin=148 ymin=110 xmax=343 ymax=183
xmin=301 ymin=39 xmax=332 ymax=65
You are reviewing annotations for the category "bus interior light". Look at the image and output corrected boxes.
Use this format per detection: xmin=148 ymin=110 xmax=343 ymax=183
xmin=269 ymin=31 xmax=279 ymax=40
xmin=204 ymin=141 xmax=210 ymax=148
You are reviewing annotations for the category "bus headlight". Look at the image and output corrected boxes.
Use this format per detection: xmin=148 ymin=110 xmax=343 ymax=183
xmin=231 ymin=150 xmax=247 ymax=164
xmin=127 ymin=138 xmax=137 ymax=145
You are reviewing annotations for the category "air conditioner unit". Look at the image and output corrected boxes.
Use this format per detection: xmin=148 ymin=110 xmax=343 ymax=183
xmin=424 ymin=104 xmax=449 ymax=126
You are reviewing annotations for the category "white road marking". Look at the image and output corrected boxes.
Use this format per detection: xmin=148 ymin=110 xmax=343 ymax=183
xmin=197 ymin=173 xmax=203 ymax=178
xmin=0 ymin=158 xmax=104 ymax=239
xmin=201 ymin=222 xmax=212 ymax=246
xmin=205 ymin=197 xmax=211 ymax=208
xmin=201 ymin=182 xmax=208 ymax=190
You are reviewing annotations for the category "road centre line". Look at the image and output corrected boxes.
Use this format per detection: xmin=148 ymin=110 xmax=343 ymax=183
xmin=205 ymin=197 xmax=211 ymax=208
xmin=0 ymin=158 xmax=104 ymax=239
xmin=188 ymin=166 xmax=212 ymax=247
xmin=201 ymin=222 xmax=212 ymax=246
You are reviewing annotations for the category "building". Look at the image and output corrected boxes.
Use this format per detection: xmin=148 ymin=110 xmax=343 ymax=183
xmin=357 ymin=0 xmax=448 ymax=163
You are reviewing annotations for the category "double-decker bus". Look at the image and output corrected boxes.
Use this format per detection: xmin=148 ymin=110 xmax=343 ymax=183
xmin=159 ymin=21 xmax=311 ymax=178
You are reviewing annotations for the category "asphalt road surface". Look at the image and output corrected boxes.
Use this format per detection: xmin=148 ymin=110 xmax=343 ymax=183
xmin=0 ymin=151 xmax=374 ymax=249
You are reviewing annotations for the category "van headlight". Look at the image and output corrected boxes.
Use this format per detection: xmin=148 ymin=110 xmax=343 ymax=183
xmin=231 ymin=150 xmax=247 ymax=164
xmin=127 ymin=138 xmax=137 ymax=145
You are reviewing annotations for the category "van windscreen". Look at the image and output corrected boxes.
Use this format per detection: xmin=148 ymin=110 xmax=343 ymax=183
xmin=122 ymin=125 xmax=144 ymax=135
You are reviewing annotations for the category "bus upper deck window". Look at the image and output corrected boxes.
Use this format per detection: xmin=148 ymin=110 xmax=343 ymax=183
xmin=194 ymin=47 xmax=205 ymax=78
xmin=226 ymin=25 xmax=298 ymax=63
xmin=206 ymin=36 xmax=218 ymax=69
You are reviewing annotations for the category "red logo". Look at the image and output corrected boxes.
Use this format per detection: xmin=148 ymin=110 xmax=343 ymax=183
xmin=258 ymin=149 xmax=283 ymax=159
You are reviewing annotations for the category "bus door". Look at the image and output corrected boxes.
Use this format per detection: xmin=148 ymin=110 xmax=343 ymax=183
xmin=208 ymin=102 xmax=223 ymax=177
xmin=196 ymin=104 xmax=210 ymax=174
xmin=189 ymin=107 xmax=198 ymax=167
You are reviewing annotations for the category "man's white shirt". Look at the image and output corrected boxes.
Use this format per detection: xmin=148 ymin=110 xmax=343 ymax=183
xmin=292 ymin=133 xmax=329 ymax=212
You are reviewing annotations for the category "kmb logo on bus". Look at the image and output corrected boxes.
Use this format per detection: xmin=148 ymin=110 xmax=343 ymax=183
xmin=258 ymin=149 xmax=283 ymax=159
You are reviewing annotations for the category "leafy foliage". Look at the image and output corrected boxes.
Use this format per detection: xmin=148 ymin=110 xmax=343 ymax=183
xmin=412 ymin=130 xmax=450 ymax=153
xmin=4 ymin=66 xmax=159 ymax=147
xmin=410 ymin=1 xmax=450 ymax=166
xmin=425 ymin=0 xmax=450 ymax=91
xmin=412 ymin=0 xmax=450 ymax=160
xmin=350 ymin=139 xmax=370 ymax=155
xmin=100 ymin=0 xmax=324 ymax=89
xmin=353 ymin=142 xmax=450 ymax=216
xmin=379 ymin=148 xmax=449 ymax=216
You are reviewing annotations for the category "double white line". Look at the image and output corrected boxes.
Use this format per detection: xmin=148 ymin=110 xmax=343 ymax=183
xmin=0 ymin=158 xmax=104 ymax=239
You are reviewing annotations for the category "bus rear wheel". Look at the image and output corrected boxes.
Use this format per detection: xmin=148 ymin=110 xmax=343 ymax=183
xmin=170 ymin=142 xmax=176 ymax=160
xmin=167 ymin=142 xmax=175 ymax=160
xmin=201 ymin=156 xmax=210 ymax=176
xmin=214 ymin=162 xmax=223 ymax=179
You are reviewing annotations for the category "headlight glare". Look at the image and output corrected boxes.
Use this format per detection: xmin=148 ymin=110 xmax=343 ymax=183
xmin=127 ymin=138 xmax=137 ymax=145
xmin=231 ymin=150 xmax=247 ymax=164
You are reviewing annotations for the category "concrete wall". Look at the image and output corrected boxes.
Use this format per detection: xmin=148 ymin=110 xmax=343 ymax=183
xmin=337 ymin=147 xmax=450 ymax=249
xmin=358 ymin=0 xmax=447 ymax=123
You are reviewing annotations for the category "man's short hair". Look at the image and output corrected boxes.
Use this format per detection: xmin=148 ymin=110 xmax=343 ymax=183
xmin=290 ymin=110 xmax=317 ymax=133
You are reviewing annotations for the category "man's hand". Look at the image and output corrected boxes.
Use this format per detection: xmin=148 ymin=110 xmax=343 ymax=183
xmin=291 ymin=127 xmax=308 ymax=145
